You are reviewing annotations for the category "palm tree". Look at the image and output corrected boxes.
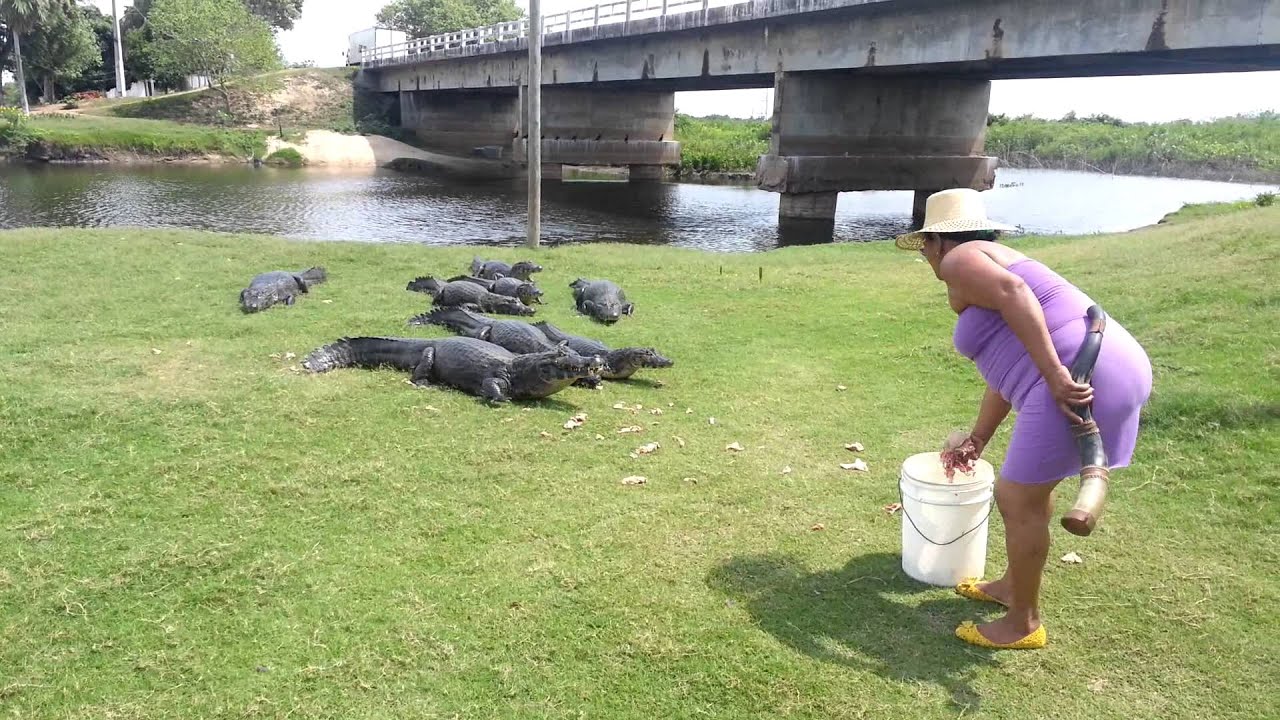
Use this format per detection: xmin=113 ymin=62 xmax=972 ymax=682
xmin=1 ymin=0 xmax=74 ymax=114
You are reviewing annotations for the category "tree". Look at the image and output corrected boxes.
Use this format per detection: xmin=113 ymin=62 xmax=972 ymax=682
xmin=245 ymin=0 xmax=304 ymax=31
xmin=119 ymin=0 xmax=153 ymax=33
xmin=0 ymin=0 xmax=76 ymax=114
xmin=61 ymin=3 xmax=117 ymax=95
xmin=376 ymin=0 xmax=522 ymax=39
xmin=22 ymin=4 xmax=101 ymax=102
xmin=146 ymin=0 xmax=281 ymax=114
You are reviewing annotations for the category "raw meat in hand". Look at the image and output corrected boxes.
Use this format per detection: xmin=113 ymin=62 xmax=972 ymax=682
xmin=941 ymin=432 xmax=980 ymax=481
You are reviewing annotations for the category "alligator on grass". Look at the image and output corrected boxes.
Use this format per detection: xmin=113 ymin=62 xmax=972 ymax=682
xmin=469 ymin=258 xmax=544 ymax=281
xmin=412 ymin=307 xmax=560 ymax=354
xmin=416 ymin=307 xmax=609 ymax=389
xmin=301 ymin=336 xmax=603 ymax=403
xmin=406 ymin=276 xmax=535 ymax=317
xmin=239 ymin=267 xmax=327 ymax=313
xmin=570 ymin=278 xmax=634 ymax=324
xmin=445 ymin=274 xmax=544 ymax=305
xmin=534 ymin=321 xmax=673 ymax=380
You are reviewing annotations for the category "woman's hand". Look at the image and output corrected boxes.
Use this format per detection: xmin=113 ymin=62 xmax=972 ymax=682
xmin=1048 ymin=364 xmax=1094 ymax=424
xmin=942 ymin=431 xmax=986 ymax=480
xmin=944 ymin=430 xmax=987 ymax=459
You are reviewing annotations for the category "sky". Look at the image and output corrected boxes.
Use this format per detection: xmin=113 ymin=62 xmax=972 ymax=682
xmin=90 ymin=0 xmax=1280 ymax=123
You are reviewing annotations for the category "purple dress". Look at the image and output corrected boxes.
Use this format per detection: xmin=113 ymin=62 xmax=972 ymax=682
xmin=953 ymin=259 xmax=1153 ymax=484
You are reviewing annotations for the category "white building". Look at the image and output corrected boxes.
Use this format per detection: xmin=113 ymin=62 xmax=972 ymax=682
xmin=348 ymin=27 xmax=408 ymax=65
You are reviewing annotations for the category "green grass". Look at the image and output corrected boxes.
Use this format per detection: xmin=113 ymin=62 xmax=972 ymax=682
xmin=1 ymin=207 xmax=1278 ymax=718
xmin=5 ymin=114 xmax=267 ymax=160
xmin=674 ymin=113 xmax=770 ymax=174
xmin=987 ymin=113 xmax=1280 ymax=182
xmin=264 ymin=147 xmax=306 ymax=167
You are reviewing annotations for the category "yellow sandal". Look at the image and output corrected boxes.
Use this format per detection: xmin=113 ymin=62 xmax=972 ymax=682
xmin=955 ymin=621 xmax=1047 ymax=650
xmin=954 ymin=578 xmax=1009 ymax=607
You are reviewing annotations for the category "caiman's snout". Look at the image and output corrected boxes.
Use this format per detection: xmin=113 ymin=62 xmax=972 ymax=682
xmin=240 ymin=291 xmax=268 ymax=313
xmin=643 ymin=350 xmax=673 ymax=368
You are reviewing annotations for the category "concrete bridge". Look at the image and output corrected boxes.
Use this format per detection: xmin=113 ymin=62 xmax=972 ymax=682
xmin=357 ymin=0 xmax=1280 ymax=232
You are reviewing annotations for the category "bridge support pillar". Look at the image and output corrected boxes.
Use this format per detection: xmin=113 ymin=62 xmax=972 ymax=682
xmin=912 ymin=190 xmax=940 ymax=229
xmin=780 ymin=191 xmax=838 ymax=221
xmin=629 ymin=165 xmax=665 ymax=182
xmin=756 ymin=72 xmax=998 ymax=237
xmin=399 ymin=89 xmax=519 ymax=155
xmin=514 ymin=88 xmax=681 ymax=168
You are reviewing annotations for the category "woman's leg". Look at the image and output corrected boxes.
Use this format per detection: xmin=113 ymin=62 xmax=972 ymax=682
xmin=975 ymin=476 xmax=1060 ymax=643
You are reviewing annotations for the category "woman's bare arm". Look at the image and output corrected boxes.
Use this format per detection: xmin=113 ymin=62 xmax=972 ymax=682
xmin=940 ymin=246 xmax=1093 ymax=420
xmin=971 ymin=385 xmax=1012 ymax=454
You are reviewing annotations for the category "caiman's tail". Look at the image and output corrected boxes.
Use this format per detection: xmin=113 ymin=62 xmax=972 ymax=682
xmin=299 ymin=267 xmax=327 ymax=286
xmin=532 ymin=320 xmax=568 ymax=342
xmin=407 ymin=306 xmax=491 ymax=333
xmin=302 ymin=337 xmax=427 ymax=373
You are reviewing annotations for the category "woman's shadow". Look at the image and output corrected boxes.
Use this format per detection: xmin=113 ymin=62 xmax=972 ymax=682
xmin=706 ymin=551 xmax=999 ymax=710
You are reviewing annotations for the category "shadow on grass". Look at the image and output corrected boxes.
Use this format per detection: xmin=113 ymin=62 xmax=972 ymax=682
xmin=515 ymin=396 xmax=580 ymax=412
xmin=707 ymin=552 xmax=997 ymax=711
xmin=609 ymin=377 xmax=666 ymax=389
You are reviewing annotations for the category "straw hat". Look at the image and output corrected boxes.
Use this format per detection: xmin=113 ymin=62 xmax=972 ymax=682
xmin=895 ymin=188 xmax=1019 ymax=250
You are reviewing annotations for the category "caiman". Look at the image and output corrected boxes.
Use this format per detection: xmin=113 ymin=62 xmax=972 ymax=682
xmin=301 ymin=336 xmax=603 ymax=403
xmin=445 ymin=274 xmax=544 ymax=305
xmin=534 ymin=321 xmax=673 ymax=380
xmin=239 ymin=267 xmax=327 ymax=313
xmin=469 ymin=258 xmax=544 ymax=281
xmin=570 ymin=278 xmax=634 ymax=324
xmin=411 ymin=307 xmax=561 ymax=354
xmin=406 ymin=276 xmax=535 ymax=316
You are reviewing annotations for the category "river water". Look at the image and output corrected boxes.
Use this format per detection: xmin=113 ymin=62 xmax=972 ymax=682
xmin=0 ymin=164 xmax=1273 ymax=252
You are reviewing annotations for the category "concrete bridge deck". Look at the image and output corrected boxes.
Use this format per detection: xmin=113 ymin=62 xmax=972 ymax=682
xmin=363 ymin=0 xmax=1280 ymax=91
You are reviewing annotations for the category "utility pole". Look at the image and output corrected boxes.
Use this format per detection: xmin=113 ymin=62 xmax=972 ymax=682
xmin=111 ymin=0 xmax=127 ymax=98
xmin=526 ymin=0 xmax=542 ymax=249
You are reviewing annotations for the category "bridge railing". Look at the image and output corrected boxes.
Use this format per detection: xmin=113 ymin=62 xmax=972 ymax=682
xmin=361 ymin=0 xmax=742 ymax=66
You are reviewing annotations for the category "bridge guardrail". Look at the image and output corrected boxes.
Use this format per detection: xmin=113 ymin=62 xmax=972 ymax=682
xmin=361 ymin=0 xmax=741 ymax=66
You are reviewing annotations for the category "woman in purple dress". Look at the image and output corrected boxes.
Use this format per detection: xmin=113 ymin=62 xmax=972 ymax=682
xmin=897 ymin=189 xmax=1153 ymax=650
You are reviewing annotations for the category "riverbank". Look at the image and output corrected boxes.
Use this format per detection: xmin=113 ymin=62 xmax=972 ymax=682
xmin=1 ymin=113 xmax=268 ymax=163
xmin=6 ymin=107 xmax=1279 ymax=190
xmin=986 ymin=114 xmax=1280 ymax=185
xmin=0 ymin=112 xmax=506 ymax=173
xmin=2 ymin=203 xmax=1277 ymax=719
xmin=669 ymin=113 xmax=1280 ymax=185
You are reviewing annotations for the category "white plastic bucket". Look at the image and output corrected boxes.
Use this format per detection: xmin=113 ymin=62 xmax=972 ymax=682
xmin=899 ymin=451 xmax=996 ymax=587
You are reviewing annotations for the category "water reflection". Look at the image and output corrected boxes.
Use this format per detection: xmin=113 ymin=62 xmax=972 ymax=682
xmin=0 ymin=163 xmax=1273 ymax=253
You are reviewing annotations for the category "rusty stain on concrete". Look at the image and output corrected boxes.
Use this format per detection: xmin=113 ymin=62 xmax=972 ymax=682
xmin=1146 ymin=0 xmax=1169 ymax=51
xmin=985 ymin=19 xmax=1004 ymax=59
xmin=701 ymin=49 xmax=711 ymax=76
xmin=592 ymin=61 xmax=599 ymax=82
xmin=553 ymin=68 xmax=558 ymax=83
xmin=866 ymin=41 xmax=877 ymax=66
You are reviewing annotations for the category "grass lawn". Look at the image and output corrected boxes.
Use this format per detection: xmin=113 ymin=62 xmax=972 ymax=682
xmin=1 ymin=207 xmax=1277 ymax=718
xmin=21 ymin=114 xmax=267 ymax=159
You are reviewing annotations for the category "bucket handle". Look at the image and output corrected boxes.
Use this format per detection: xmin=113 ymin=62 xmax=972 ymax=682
xmin=898 ymin=487 xmax=994 ymax=547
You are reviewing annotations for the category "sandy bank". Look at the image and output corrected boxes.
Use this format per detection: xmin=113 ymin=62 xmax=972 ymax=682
xmin=266 ymin=130 xmax=520 ymax=178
